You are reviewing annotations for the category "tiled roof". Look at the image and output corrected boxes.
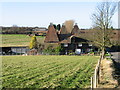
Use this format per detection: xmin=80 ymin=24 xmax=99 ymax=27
xmin=59 ymin=25 xmax=68 ymax=34
xmin=44 ymin=25 xmax=59 ymax=43
xmin=71 ymin=24 xmax=79 ymax=35
xmin=44 ymin=23 xmax=120 ymax=44
xmin=59 ymin=34 xmax=71 ymax=43
xmin=110 ymin=30 xmax=120 ymax=41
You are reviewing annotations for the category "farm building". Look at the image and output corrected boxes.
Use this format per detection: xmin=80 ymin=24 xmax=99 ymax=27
xmin=1 ymin=24 xmax=120 ymax=55
xmin=0 ymin=46 xmax=29 ymax=55
xmin=44 ymin=23 xmax=98 ymax=54
xmin=44 ymin=23 xmax=120 ymax=54
xmin=32 ymin=27 xmax=47 ymax=36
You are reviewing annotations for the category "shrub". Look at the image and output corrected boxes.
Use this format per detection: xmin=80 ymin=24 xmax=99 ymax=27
xmin=54 ymin=45 xmax=63 ymax=55
xmin=43 ymin=45 xmax=63 ymax=55
xmin=105 ymin=52 xmax=111 ymax=56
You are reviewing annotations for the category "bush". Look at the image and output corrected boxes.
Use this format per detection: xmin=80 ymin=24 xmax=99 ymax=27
xmin=68 ymin=52 xmax=75 ymax=55
xmin=43 ymin=45 xmax=63 ymax=55
xmin=89 ymin=52 xmax=94 ymax=54
xmin=54 ymin=46 xmax=63 ymax=55
xmin=105 ymin=52 xmax=111 ymax=56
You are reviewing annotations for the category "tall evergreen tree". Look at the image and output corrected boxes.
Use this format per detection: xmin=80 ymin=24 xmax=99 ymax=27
xmin=29 ymin=35 xmax=37 ymax=49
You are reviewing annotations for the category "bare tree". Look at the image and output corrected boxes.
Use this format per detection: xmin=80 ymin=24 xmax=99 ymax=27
xmin=64 ymin=20 xmax=74 ymax=33
xmin=92 ymin=1 xmax=117 ymax=59
xmin=80 ymin=2 xmax=116 ymax=59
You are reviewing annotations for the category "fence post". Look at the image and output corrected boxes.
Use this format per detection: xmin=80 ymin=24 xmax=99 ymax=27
xmin=91 ymin=77 xmax=93 ymax=90
xmin=91 ymin=56 xmax=102 ymax=89
xmin=98 ymin=57 xmax=101 ymax=84
xmin=94 ymin=68 xmax=97 ymax=88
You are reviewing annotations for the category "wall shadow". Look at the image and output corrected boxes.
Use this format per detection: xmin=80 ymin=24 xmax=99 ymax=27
xmin=111 ymin=59 xmax=120 ymax=87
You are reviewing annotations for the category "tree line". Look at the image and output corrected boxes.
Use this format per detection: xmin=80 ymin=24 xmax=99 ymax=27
xmin=2 ymin=26 xmax=33 ymax=34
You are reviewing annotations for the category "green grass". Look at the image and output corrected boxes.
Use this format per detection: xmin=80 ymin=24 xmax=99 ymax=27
xmin=2 ymin=55 xmax=99 ymax=88
xmin=1 ymin=34 xmax=45 ymax=47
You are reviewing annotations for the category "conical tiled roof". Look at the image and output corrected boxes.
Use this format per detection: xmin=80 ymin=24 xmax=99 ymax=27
xmin=59 ymin=24 xmax=68 ymax=34
xmin=71 ymin=24 xmax=79 ymax=35
xmin=44 ymin=24 xmax=59 ymax=43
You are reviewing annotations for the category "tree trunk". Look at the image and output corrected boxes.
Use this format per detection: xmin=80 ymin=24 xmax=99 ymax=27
xmin=101 ymin=48 xmax=105 ymax=60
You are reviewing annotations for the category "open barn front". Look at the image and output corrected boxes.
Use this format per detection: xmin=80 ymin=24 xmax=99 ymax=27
xmin=0 ymin=46 xmax=28 ymax=55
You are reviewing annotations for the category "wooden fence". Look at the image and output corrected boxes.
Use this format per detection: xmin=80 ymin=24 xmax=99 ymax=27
xmin=91 ymin=56 xmax=102 ymax=89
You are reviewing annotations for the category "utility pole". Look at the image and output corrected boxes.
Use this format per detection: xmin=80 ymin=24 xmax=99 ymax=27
xmin=118 ymin=1 xmax=120 ymax=29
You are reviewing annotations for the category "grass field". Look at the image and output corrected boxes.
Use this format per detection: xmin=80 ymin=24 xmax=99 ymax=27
xmin=1 ymin=34 xmax=45 ymax=47
xmin=2 ymin=55 xmax=99 ymax=88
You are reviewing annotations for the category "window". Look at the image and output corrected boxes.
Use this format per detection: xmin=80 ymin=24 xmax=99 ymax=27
xmin=64 ymin=43 xmax=68 ymax=47
xmin=78 ymin=43 xmax=82 ymax=47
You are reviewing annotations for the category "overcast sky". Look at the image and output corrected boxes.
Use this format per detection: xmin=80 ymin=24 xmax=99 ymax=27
xmin=0 ymin=1 xmax=118 ymax=29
